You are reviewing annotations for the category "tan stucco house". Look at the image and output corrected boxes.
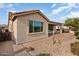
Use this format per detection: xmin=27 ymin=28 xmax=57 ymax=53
xmin=8 ymin=10 xmax=62 ymax=44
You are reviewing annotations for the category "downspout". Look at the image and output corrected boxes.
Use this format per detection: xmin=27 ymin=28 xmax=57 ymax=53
xmin=12 ymin=21 xmax=14 ymax=40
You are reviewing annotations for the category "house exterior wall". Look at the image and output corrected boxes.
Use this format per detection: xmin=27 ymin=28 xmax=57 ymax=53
xmin=55 ymin=25 xmax=61 ymax=29
xmin=16 ymin=13 xmax=48 ymax=44
xmin=13 ymin=19 xmax=17 ymax=43
xmin=54 ymin=25 xmax=63 ymax=34
xmin=9 ymin=20 xmax=13 ymax=32
xmin=9 ymin=19 xmax=17 ymax=42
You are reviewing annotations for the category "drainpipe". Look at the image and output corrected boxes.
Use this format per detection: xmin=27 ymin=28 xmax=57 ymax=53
xmin=12 ymin=21 xmax=14 ymax=41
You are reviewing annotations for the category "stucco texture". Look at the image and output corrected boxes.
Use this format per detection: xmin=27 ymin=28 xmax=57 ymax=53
xmin=15 ymin=13 xmax=48 ymax=44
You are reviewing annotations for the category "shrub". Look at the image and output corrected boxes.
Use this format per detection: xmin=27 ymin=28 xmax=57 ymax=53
xmin=71 ymin=42 xmax=79 ymax=56
xmin=37 ymin=53 xmax=50 ymax=56
xmin=74 ymin=30 xmax=79 ymax=39
xmin=74 ymin=30 xmax=79 ymax=36
xmin=76 ymin=35 xmax=79 ymax=39
xmin=5 ymin=29 xmax=9 ymax=32
xmin=0 ymin=29 xmax=12 ymax=41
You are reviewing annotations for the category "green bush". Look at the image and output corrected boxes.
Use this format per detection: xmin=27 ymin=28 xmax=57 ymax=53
xmin=74 ymin=30 xmax=79 ymax=36
xmin=76 ymin=35 xmax=79 ymax=39
xmin=37 ymin=53 xmax=50 ymax=56
xmin=74 ymin=30 xmax=79 ymax=39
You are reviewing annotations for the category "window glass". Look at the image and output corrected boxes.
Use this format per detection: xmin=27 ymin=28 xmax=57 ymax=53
xmin=34 ymin=21 xmax=41 ymax=32
xmin=29 ymin=20 xmax=43 ymax=33
xmin=48 ymin=24 xmax=54 ymax=31
xmin=29 ymin=21 xmax=33 ymax=33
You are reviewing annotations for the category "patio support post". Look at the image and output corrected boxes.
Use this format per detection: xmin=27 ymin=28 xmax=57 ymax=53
xmin=60 ymin=24 xmax=62 ymax=34
xmin=53 ymin=26 xmax=56 ymax=34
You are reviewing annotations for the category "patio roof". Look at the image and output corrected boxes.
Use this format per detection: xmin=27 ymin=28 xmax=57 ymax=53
xmin=48 ymin=21 xmax=63 ymax=25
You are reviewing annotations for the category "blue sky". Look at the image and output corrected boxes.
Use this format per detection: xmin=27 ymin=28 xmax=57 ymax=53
xmin=0 ymin=3 xmax=79 ymax=24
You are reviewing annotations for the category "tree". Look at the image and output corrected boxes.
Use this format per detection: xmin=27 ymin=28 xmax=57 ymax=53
xmin=64 ymin=18 xmax=79 ymax=31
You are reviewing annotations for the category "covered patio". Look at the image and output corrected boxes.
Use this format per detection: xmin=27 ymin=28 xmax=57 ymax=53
xmin=48 ymin=21 xmax=63 ymax=36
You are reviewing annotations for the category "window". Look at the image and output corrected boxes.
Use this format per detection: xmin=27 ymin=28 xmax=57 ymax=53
xmin=29 ymin=20 xmax=43 ymax=33
xmin=29 ymin=21 xmax=33 ymax=33
xmin=48 ymin=24 xmax=54 ymax=32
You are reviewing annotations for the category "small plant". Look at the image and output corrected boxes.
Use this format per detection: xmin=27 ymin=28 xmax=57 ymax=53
xmin=37 ymin=53 xmax=50 ymax=56
xmin=29 ymin=47 xmax=35 ymax=51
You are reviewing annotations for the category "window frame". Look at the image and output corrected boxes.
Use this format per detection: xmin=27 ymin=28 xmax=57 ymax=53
xmin=29 ymin=20 xmax=44 ymax=33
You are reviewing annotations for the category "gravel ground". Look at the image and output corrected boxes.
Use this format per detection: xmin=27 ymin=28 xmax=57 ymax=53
xmin=13 ymin=33 xmax=76 ymax=56
xmin=0 ymin=33 xmax=77 ymax=56
xmin=0 ymin=40 xmax=14 ymax=56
